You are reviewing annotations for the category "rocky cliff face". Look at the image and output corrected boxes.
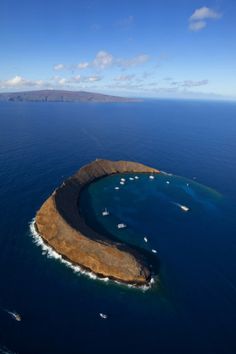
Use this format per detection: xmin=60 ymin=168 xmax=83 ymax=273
xmin=35 ymin=159 xmax=160 ymax=285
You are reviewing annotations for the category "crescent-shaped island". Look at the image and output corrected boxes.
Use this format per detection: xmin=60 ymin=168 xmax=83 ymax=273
xmin=35 ymin=159 xmax=160 ymax=285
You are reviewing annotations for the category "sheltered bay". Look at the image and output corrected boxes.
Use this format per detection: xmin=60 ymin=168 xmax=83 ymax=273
xmin=35 ymin=159 xmax=160 ymax=285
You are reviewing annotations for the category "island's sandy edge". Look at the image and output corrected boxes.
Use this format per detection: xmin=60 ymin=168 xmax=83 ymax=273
xmin=35 ymin=159 xmax=160 ymax=285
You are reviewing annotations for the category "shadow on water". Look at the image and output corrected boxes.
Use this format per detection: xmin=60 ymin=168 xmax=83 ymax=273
xmin=77 ymin=182 xmax=160 ymax=279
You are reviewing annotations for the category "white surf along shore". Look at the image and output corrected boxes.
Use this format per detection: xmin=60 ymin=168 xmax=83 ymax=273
xmin=29 ymin=219 xmax=155 ymax=291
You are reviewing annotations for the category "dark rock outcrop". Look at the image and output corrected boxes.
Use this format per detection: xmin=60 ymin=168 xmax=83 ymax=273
xmin=35 ymin=159 xmax=160 ymax=285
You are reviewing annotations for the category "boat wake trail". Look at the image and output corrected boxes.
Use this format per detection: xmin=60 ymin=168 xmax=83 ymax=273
xmin=0 ymin=345 xmax=18 ymax=354
xmin=172 ymin=201 xmax=190 ymax=212
xmin=0 ymin=307 xmax=21 ymax=322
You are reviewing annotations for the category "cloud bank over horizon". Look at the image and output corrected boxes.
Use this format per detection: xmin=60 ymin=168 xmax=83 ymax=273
xmin=1 ymin=1 xmax=235 ymax=100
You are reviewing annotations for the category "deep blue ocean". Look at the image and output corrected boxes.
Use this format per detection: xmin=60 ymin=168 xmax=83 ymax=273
xmin=0 ymin=100 xmax=236 ymax=354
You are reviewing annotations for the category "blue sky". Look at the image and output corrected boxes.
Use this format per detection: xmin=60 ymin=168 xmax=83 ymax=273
xmin=1 ymin=0 xmax=236 ymax=99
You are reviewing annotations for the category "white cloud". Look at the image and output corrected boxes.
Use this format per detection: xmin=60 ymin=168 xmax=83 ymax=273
xmin=56 ymin=51 xmax=150 ymax=73
xmin=190 ymin=7 xmax=222 ymax=21
xmin=53 ymin=63 xmax=65 ymax=71
xmin=189 ymin=20 xmax=206 ymax=32
xmin=70 ymin=75 xmax=81 ymax=83
xmin=55 ymin=75 xmax=102 ymax=84
xmin=171 ymin=79 xmax=209 ymax=87
xmin=182 ymin=79 xmax=209 ymax=87
xmin=77 ymin=62 xmax=89 ymax=69
xmin=107 ymin=82 xmax=144 ymax=91
xmin=86 ymin=76 xmax=101 ymax=82
xmin=0 ymin=74 xmax=102 ymax=90
xmin=118 ymin=54 xmax=149 ymax=68
xmin=189 ymin=7 xmax=222 ymax=31
xmin=56 ymin=77 xmax=67 ymax=85
xmin=114 ymin=74 xmax=135 ymax=81
xmin=0 ymin=75 xmax=45 ymax=89
xmin=53 ymin=75 xmax=102 ymax=85
xmin=6 ymin=75 xmax=25 ymax=86
xmin=93 ymin=51 xmax=113 ymax=69
xmin=76 ymin=52 xmax=113 ymax=70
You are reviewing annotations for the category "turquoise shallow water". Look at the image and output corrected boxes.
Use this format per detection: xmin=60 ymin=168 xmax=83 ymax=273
xmin=0 ymin=100 xmax=236 ymax=354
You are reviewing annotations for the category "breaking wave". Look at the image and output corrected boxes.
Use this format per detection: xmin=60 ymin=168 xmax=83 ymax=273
xmin=29 ymin=219 xmax=155 ymax=291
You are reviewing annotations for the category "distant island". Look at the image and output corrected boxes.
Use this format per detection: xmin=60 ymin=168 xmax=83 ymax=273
xmin=0 ymin=90 xmax=141 ymax=103
xmin=35 ymin=159 xmax=160 ymax=285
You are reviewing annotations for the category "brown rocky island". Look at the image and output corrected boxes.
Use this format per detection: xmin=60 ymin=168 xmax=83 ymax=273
xmin=35 ymin=159 xmax=160 ymax=285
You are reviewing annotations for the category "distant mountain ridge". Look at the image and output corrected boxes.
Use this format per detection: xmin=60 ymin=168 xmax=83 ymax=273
xmin=0 ymin=90 xmax=141 ymax=103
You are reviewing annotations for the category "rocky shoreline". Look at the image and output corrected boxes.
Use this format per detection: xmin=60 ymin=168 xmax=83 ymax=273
xmin=35 ymin=159 xmax=160 ymax=285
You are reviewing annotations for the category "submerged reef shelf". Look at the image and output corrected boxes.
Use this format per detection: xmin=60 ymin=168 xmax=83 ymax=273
xmin=35 ymin=159 xmax=160 ymax=285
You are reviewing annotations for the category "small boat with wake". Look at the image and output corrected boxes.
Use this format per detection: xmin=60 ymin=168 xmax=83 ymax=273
xmin=7 ymin=311 xmax=21 ymax=322
xmin=117 ymin=223 xmax=127 ymax=229
xmin=180 ymin=205 xmax=189 ymax=212
xmin=1 ymin=307 xmax=22 ymax=322
xmin=102 ymin=208 xmax=109 ymax=216
xmin=144 ymin=237 xmax=148 ymax=243
xmin=173 ymin=202 xmax=190 ymax=212
xmin=99 ymin=313 xmax=108 ymax=319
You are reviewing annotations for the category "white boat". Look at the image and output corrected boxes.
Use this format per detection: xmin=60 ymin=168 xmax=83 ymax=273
xmin=115 ymin=187 xmax=119 ymax=190
xmin=120 ymin=181 xmax=125 ymax=185
xmin=129 ymin=177 xmax=134 ymax=181
xmin=117 ymin=223 xmax=127 ymax=229
xmin=120 ymin=178 xmax=126 ymax=182
xmin=8 ymin=311 xmax=21 ymax=322
xmin=102 ymin=208 xmax=109 ymax=216
xmin=99 ymin=313 xmax=108 ymax=319
xmin=144 ymin=237 xmax=148 ymax=243
xmin=186 ymin=183 xmax=190 ymax=187
xmin=166 ymin=181 xmax=170 ymax=184
xmin=180 ymin=205 xmax=189 ymax=212
xmin=149 ymin=175 xmax=155 ymax=180
xmin=151 ymin=249 xmax=157 ymax=254
xmin=134 ymin=176 xmax=139 ymax=179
